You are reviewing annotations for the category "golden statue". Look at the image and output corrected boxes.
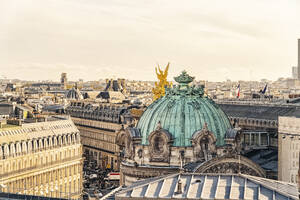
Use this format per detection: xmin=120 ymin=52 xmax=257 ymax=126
xmin=152 ymin=63 xmax=172 ymax=101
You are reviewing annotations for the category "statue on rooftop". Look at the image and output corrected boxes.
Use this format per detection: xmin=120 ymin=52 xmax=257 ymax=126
xmin=152 ymin=63 xmax=172 ymax=101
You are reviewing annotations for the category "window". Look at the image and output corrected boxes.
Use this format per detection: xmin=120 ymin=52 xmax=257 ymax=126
xmin=260 ymin=133 xmax=268 ymax=146
xmin=200 ymin=136 xmax=210 ymax=151
xmin=154 ymin=136 xmax=164 ymax=153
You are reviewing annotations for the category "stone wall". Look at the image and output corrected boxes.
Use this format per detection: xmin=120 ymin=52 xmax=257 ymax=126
xmin=0 ymin=119 xmax=83 ymax=199
xmin=278 ymin=116 xmax=300 ymax=184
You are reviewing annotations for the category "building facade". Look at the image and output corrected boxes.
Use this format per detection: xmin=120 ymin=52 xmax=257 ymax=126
xmin=66 ymin=101 xmax=137 ymax=171
xmin=278 ymin=116 xmax=300 ymax=184
xmin=0 ymin=116 xmax=83 ymax=199
xmin=216 ymin=100 xmax=300 ymax=179
xmin=117 ymin=71 xmax=265 ymax=186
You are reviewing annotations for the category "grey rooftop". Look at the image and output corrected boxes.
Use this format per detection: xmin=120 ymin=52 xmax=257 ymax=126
xmin=115 ymin=173 xmax=299 ymax=200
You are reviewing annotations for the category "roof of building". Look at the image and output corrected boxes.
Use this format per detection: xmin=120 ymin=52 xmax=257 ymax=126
xmin=244 ymin=148 xmax=278 ymax=172
xmin=137 ymin=71 xmax=232 ymax=146
xmin=65 ymin=87 xmax=83 ymax=100
xmin=0 ymin=116 xmax=78 ymax=144
xmin=96 ymin=91 xmax=125 ymax=100
xmin=0 ymin=103 xmax=13 ymax=115
xmin=66 ymin=102 xmax=134 ymax=124
xmin=218 ymin=103 xmax=300 ymax=121
xmin=115 ymin=173 xmax=299 ymax=200
xmin=105 ymin=79 xmax=125 ymax=92
xmin=42 ymin=104 xmax=65 ymax=112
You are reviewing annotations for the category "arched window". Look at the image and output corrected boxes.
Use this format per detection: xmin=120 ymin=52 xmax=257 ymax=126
xmin=0 ymin=145 xmax=3 ymax=159
xmin=18 ymin=160 xmax=21 ymax=170
xmin=201 ymin=136 xmax=209 ymax=150
xmin=154 ymin=136 xmax=164 ymax=153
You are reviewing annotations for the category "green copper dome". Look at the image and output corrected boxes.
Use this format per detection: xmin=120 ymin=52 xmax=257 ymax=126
xmin=137 ymin=71 xmax=232 ymax=146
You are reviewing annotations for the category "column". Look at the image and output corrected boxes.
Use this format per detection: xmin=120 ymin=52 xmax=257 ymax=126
xmin=249 ymin=133 xmax=252 ymax=146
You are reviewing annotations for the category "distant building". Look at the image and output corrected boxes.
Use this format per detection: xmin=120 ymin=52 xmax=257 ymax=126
xmin=96 ymin=79 xmax=126 ymax=103
xmin=65 ymin=87 xmax=83 ymax=100
xmin=0 ymin=116 xmax=83 ymax=199
xmin=217 ymin=100 xmax=300 ymax=179
xmin=61 ymin=73 xmax=67 ymax=90
xmin=105 ymin=79 xmax=126 ymax=93
xmin=278 ymin=116 xmax=300 ymax=184
xmin=0 ymin=103 xmax=33 ymax=120
xmin=298 ymin=38 xmax=300 ymax=80
xmin=292 ymin=66 xmax=298 ymax=79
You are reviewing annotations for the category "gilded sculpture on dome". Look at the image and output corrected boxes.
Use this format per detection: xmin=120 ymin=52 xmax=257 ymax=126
xmin=152 ymin=63 xmax=172 ymax=101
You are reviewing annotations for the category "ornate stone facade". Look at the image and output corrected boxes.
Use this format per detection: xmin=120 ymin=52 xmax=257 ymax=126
xmin=0 ymin=116 xmax=83 ymax=199
xmin=194 ymin=155 xmax=265 ymax=177
xmin=117 ymin=71 xmax=266 ymax=186
xmin=191 ymin=123 xmax=217 ymax=161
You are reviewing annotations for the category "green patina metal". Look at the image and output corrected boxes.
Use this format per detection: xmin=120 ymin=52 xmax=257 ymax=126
xmin=137 ymin=71 xmax=232 ymax=146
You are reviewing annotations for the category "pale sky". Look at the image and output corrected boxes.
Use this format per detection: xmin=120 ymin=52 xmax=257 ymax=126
xmin=0 ymin=0 xmax=299 ymax=82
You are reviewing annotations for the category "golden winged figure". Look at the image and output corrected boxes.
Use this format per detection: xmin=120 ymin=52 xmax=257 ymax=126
xmin=152 ymin=62 xmax=172 ymax=101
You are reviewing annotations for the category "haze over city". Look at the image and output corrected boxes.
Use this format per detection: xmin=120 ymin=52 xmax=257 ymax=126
xmin=1 ymin=0 xmax=300 ymax=81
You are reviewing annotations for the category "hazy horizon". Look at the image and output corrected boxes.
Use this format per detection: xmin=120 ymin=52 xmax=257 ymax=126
xmin=1 ymin=0 xmax=300 ymax=82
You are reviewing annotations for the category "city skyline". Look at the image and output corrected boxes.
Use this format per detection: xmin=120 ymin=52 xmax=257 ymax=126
xmin=0 ymin=0 xmax=300 ymax=82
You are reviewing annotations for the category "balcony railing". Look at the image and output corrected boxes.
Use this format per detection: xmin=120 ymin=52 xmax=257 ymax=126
xmin=0 ymin=155 xmax=82 ymax=179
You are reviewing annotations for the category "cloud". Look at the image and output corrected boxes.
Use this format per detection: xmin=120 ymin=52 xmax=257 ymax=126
xmin=0 ymin=0 xmax=299 ymax=81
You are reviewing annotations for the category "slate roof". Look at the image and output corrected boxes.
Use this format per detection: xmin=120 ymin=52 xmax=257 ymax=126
xmin=105 ymin=80 xmax=123 ymax=92
xmin=115 ymin=173 xmax=299 ymax=200
xmin=244 ymin=148 xmax=278 ymax=172
xmin=65 ymin=88 xmax=83 ymax=100
xmin=218 ymin=103 xmax=300 ymax=121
